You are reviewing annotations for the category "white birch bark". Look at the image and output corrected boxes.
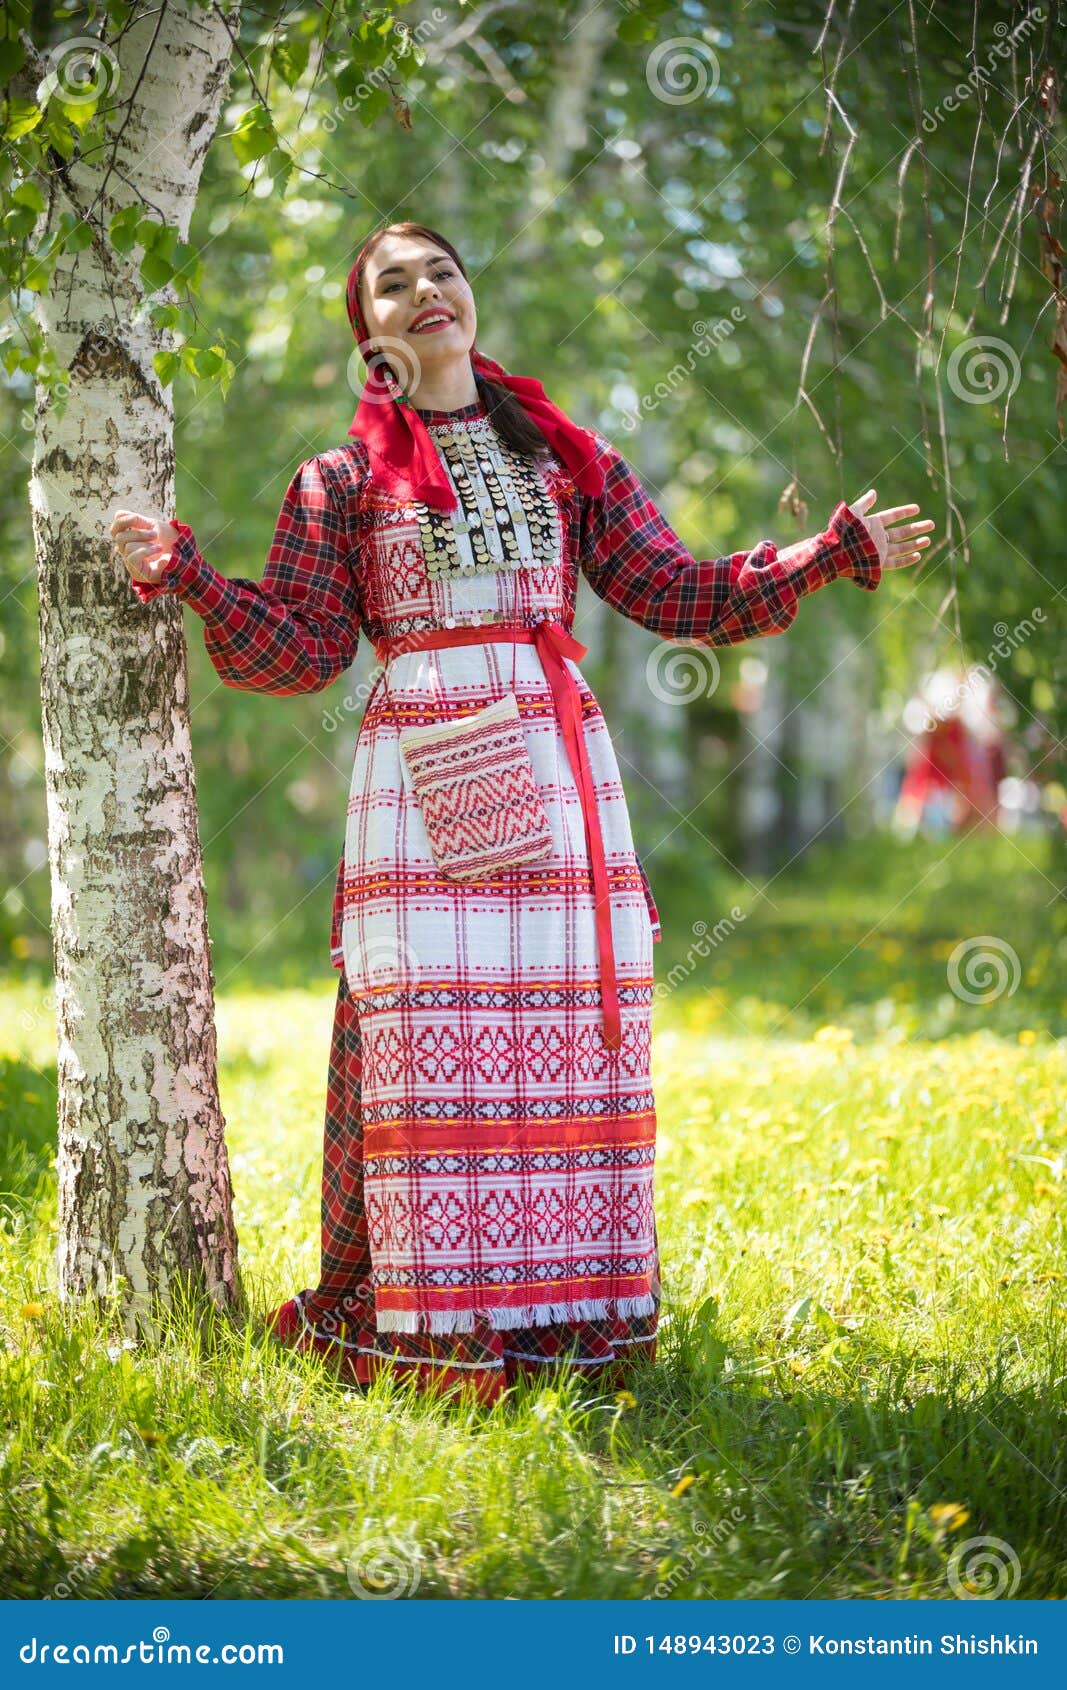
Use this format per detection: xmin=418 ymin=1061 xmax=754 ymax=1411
xmin=28 ymin=4 xmax=243 ymax=1334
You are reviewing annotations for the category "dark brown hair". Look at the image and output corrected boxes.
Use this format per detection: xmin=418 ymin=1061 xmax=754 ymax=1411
xmin=352 ymin=221 xmax=555 ymax=466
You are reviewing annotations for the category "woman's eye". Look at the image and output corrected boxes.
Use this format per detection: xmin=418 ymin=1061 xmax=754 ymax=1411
xmin=383 ymin=269 xmax=453 ymax=296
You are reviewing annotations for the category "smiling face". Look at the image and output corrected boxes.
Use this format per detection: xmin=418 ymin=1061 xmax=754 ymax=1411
xmin=358 ymin=234 xmax=477 ymax=383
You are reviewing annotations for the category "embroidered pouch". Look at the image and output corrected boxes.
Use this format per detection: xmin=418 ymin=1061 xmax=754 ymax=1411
xmin=399 ymin=691 xmax=553 ymax=881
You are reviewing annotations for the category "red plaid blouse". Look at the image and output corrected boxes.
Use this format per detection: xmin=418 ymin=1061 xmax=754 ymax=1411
xmin=127 ymin=432 xmax=882 ymax=963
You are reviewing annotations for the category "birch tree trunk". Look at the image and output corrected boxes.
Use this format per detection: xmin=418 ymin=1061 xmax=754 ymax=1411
xmin=31 ymin=3 xmax=243 ymax=1336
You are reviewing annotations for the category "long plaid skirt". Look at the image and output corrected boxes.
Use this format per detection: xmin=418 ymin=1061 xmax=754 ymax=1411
xmin=293 ymin=967 xmax=660 ymax=1405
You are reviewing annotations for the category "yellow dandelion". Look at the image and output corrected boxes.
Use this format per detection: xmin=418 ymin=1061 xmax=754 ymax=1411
xmin=1034 ymin=1183 xmax=1058 ymax=1199
xmin=1035 ymin=1271 xmax=1064 ymax=1283
xmin=615 ymin=1389 xmax=637 ymax=1409
xmin=1017 ymin=1030 xmax=1037 ymax=1045
xmin=19 ymin=1302 xmax=45 ymax=1319
xmin=136 ymin=1428 xmax=164 ymax=1444
xmin=670 ymin=1473 xmax=696 ymax=1497
xmin=929 ymin=1502 xmax=970 ymax=1532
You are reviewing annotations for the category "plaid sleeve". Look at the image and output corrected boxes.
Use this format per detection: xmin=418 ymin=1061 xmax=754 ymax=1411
xmin=578 ymin=434 xmax=882 ymax=647
xmin=127 ymin=456 xmax=362 ymax=694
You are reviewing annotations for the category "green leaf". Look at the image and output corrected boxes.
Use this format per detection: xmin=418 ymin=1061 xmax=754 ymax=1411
xmin=11 ymin=180 xmax=46 ymax=213
xmin=810 ymin=1301 xmax=849 ymax=1338
xmin=357 ymin=86 xmax=390 ymax=128
xmin=108 ymin=204 xmax=143 ymax=254
xmin=135 ymin=217 xmax=168 ymax=249
xmin=152 ymin=350 xmax=182 ymax=387
xmin=141 ymin=251 xmax=176 ymax=290
xmin=331 ymin=58 xmax=365 ymax=102
xmin=694 ymin=1294 xmax=720 ymax=1330
xmin=186 ymin=344 xmax=224 ymax=378
xmin=36 ymin=222 xmax=65 ymax=259
xmin=56 ymin=96 xmax=99 ymax=132
xmin=170 ymin=240 xmax=201 ymax=288
xmin=268 ymin=151 xmax=295 ymax=193
xmin=782 ymin=1294 xmax=813 ymax=1334
xmin=41 ymin=112 xmax=74 ymax=156
xmin=3 ymin=203 xmax=39 ymax=238
xmin=228 ymin=106 xmax=277 ymax=166
xmin=139 ymin=223 xmax=180 ymax=291
xmin=22 ymin=256 xmax=53 ymax=291
xmin=0 ymin=36 xmax=27 ymax=84
xmin=695 ymin=1327 xmax=728 ymax=1383
xmin=148 ymin=303 xmax=196 ymax=339
xmin=617 ymin=13 xmax=658 ymax=45
xmin=3 ymin=99 xmax=43 ymax=141
xmin=270 ymin=37 xmax=309 ymax=90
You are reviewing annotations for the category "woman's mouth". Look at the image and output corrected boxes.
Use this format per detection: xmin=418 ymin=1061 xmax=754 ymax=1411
xmin=410 ymin=313 xmax=456 ymax=334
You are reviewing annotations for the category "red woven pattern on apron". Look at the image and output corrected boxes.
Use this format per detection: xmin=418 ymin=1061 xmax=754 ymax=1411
xmin=285 ymin=968 xmax=660 ymax=1406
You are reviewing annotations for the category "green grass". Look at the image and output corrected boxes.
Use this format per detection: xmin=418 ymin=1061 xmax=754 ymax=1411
xmin=1 ymin=830 xmax=1064 ymax=1599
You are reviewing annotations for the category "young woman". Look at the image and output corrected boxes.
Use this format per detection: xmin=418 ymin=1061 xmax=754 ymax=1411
xmin=111 ymin=220 xmax=934 ymax=1406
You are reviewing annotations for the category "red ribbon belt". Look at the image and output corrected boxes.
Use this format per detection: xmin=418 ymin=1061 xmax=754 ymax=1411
xmin=371 ymin=618 xmax=622 ymax=1052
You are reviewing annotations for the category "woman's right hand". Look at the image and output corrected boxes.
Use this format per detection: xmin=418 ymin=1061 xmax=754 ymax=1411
xmin=109 ymin=509 xmax=181 ymax=585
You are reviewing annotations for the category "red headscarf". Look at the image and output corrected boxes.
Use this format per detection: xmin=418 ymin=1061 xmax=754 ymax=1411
xmin=345 ymin=256 xmax=605 ymax=512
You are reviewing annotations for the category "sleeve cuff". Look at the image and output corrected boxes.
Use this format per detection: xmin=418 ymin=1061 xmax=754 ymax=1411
xmin=126 ymin=520 xmax=228 ymax=616
xmin=825 ymin=500 xmax=883 ymax=590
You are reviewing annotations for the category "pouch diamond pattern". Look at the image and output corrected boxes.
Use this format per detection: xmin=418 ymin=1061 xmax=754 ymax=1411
xmin=398 ymin=690 xmax=553 ymax=881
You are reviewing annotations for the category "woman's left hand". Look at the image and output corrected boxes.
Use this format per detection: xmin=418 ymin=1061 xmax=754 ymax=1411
xmin=847 ymin=489 xmax=936 ymax=570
